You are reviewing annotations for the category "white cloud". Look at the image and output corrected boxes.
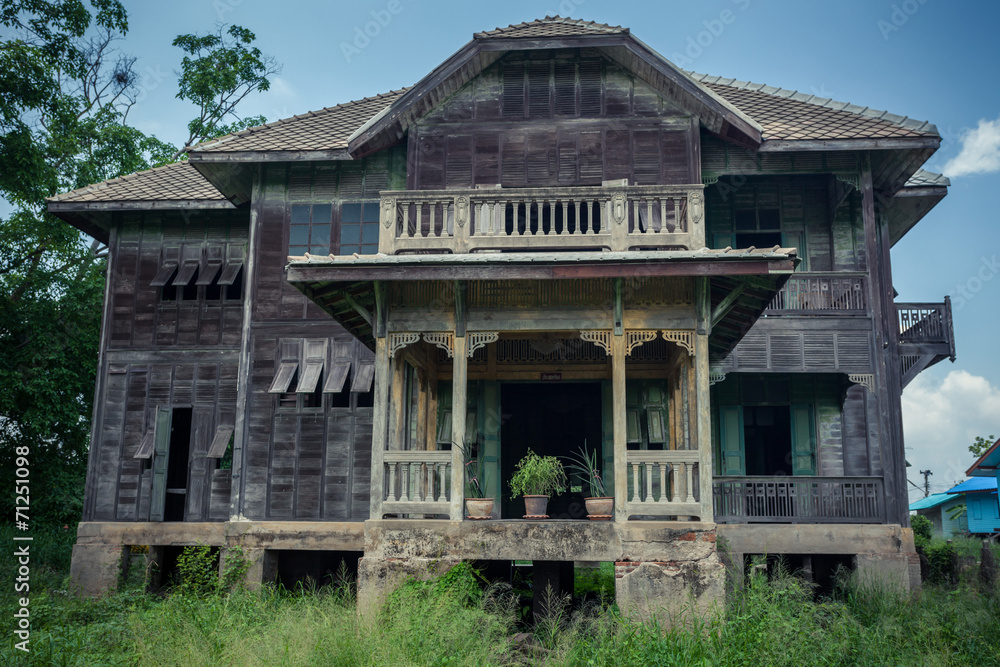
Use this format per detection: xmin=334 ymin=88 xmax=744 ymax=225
xmin=942 ymin=115 xmax=1000 ymax=178
xmin=901 ymin=370 xmax=1000 ymax=498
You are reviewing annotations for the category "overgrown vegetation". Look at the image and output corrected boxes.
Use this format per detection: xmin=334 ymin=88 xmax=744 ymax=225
xmin=5 ymin=529 xmax=1000 ymax=666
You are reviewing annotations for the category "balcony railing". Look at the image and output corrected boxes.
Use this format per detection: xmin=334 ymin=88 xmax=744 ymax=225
xmin=381 ymin=451 xmax=452 ymax=516
xmin=897 ymin=300 xmax=954 ymax=346
xmin=377 ymin=184 xmax=705 ymax=254
xmin=712 ymin=476 xmax=885 ymax=523
xmin=764 ymin=272 xmax=867 ymax=313
xmin=625 ymin=450 xmax=701 ymax=518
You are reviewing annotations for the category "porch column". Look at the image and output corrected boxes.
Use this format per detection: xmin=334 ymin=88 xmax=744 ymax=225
xmin=612 ymin=333 xmax=627 ymax=522
xmin=451 ymin=334 xmax=468 ymax=520
xmin=695 ymin=278 xmax=715 ymax=522
xmin=369 ymin=335 xmax=392 ymax=520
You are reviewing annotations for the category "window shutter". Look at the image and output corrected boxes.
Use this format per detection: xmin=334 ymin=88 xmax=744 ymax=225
xmin=297 ymin=339 xmax=328 ymax=394
xmin=790 ymin=404 xmax=816 ymax=476
xmin=269 ymin=339 xmax=302 ymax=394
xmin=502 ymin=62 xmax=525 ymax=118
xmin=148 ymin=406 xmax=171 ymax=522
xmin=134 ymin=429 xmax=155 ymax=459
xmin=445 ymin=134 xmax=473 ymax=188
xmin=206 ymin=410 xmax=236 ymax=458
xmin=626 ymin=409 xmax=641 ymax=444
xmin=172 ymin=244 xmax=201 ymax=286
xmin=578 ymin=60 xmax=602 ymax=116
xmin=351 ymin=360 xmax=375 ymax=392
xmin=553 ymin=62 xmax=576 ymax=115
xmin=217 ymin=245 xmax=245 ymax=285
xmin=527 ymin=61 xmax=550 ymax=117
xmin=151 ymin=246 xmax=180 ymax=286
xmin=196 ymin=244 xmax=224 ymax=285
xmin=719 ymin=405 xmax=745 ymax=476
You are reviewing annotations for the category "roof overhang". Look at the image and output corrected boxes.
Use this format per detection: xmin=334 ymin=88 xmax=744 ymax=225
xmin=887 ymin=184 xmax=948 ymax=246
xmin=286 ymin=249 xmax=796 ymax=350
xmin=346 ymin=33 xmax=762 ymax=159
xmin=968 ymin=437 xmax=1000 ymax=477
xmin=46 ymin=199 xmax=238 ymax=244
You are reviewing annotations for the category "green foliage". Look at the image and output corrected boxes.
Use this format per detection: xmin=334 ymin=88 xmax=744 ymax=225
xmin=564 ymin=441 xmax=607 ymax=498
xmin=971 ymin=434 xmax=997 ymax=458
xmin=911 ymin=513 xmax=933 ymax=549
xmin=509 ymin=449 xmax=568 ymax=498
xmin=458 ymin=441 xmax=489 ymax=499
xmin=172 ymin=24 xmax=279 ymax=155
xmin=923 ymin=540 xmax=958 ymax=585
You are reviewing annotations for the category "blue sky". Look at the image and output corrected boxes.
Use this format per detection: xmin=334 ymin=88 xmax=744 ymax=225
xmin=76 ymin=0 xmax=1000 ymax=497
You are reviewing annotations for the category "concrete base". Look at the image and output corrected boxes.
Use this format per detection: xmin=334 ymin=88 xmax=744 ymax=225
xmin=615 ymin=558 xmax=725 ymax=629
xmin=357 ymin=556 xmax=460 ymax=617
xmin=68 ymin=544 xmax=127 ymax=597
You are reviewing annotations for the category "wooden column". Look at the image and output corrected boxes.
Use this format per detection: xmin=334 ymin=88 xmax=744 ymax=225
xmin=451 ymin=334 xmax=468 ymax=521
xmin=390 ymin=356 xmax=406 ymax=451
xmin=612 ymin=333 xmax=627 ymax=522
xmin=369 ymin=335 xmax=392 ymax=520
xmin=695 ymin=277 xmax=714 ymax=522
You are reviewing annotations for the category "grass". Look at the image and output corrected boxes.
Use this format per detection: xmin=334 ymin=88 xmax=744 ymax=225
xmin=3 ymin=526 xmax=1000 ymax=666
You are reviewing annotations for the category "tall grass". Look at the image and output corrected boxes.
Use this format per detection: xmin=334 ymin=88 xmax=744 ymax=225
xmin=3 ymin=537 xmax=1000 ymax=666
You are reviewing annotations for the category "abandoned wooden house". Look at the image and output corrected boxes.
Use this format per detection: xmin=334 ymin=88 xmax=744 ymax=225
xmin=50 ymin=17 xmax=956 ymax=618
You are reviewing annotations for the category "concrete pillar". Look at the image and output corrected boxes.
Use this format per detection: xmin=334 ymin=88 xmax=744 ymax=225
xmin=69 ymin=544 xmax=128 ymax=597
xmin=856 ymin=552 xmax=921 ymax=595
xmin=240 ymin=548 xmax=277 ymax=590
xmin=357 ymin=556 xmax=460 ymax=618
xmin=615 ymin=557 xmax=725 ymax=629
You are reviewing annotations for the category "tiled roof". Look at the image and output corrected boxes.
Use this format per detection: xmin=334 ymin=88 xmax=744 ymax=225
xmin=474 ymin=16 xmax=627 ymax=39
xmin=47 ymin=161 xmax=228 ymax=204
xmin=690 ymin=74 xmax=938 ymax=141
xmin=904 ymin=169 xmax=950 ymax=188
xmin=189 ymin=89 xmax=410 ymax=154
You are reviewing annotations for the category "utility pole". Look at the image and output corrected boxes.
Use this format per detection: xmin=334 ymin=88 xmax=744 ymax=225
xmin=919 ymin=469 xmax=933 ymax=498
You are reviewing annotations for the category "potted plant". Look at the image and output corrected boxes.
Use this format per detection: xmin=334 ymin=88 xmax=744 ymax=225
xmin=460 ymin=443 xmax=493 ymax=519
xmin=565 ymin=442 xmax=613 ymax=520
xmin=509 ymin=449 xmax=567 ymax=518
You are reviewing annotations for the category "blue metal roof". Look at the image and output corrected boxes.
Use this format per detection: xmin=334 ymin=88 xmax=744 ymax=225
xmin=947 ymin=477 xmax=999 ymax=494
xmin=909 ymin=493 xmax=959 ymax=511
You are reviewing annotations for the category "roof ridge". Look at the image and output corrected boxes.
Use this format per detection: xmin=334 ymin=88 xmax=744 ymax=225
xmin=687 ymin=71 xmax=939 ymax=137
xmin=473 ymin=16 xmax=626 ymax=39
xmin=189 ymin=87 xmax=414 ymax=153
xmin=46 ymin=161 xmax=208 ymax=202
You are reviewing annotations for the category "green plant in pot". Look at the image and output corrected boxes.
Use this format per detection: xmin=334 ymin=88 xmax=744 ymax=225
xmin=565 ymin=442 xmax=613 ymax=520
xmin=509 ymin=449 xmax=567 ymax=518
xmin=460 ymin=442 xmax=493 ymax=519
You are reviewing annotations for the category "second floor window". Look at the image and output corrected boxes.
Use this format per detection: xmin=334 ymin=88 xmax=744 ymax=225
xmin=289 ymin=203 xmax=333 ymax=255
xmin=339 ymin=202 xmax=380 ymax=255
xmin=288 ymin=202 xmax=379 ymax=256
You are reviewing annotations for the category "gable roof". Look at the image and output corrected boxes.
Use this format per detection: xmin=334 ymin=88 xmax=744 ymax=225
xmin=46 ymin=161 xmax=231 ymax=208
xmin=948 ymin=477 xmax=999 ymax=494
xmin=968 ymin=436 xmax=1000 ymax=477
xmin=689 ymin=74 xmax=938 ymax=143
xmin=474 ymin=16 xmax=627 ymax=39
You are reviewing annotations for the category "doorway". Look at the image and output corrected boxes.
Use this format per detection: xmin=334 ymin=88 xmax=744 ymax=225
xmin=164 ymin=407 xmax=192 ymax=521
xmin=500 ymin=383 xmax=603 ymax=520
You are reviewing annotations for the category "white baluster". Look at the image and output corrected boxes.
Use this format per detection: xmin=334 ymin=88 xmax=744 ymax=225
xmin=644 ymin=462 xmax=653 ymax=504
xmin=631 ymin=461 xmax=640 ymax=502
xmin=659 ymin=463 xmax=668 ymax=503
xmin=388 ymin=463 xmax=397 ymax=502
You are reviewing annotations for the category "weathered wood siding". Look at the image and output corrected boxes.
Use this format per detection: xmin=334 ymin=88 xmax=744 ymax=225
xmin=410 ymin=52 xmax=699 ymax=189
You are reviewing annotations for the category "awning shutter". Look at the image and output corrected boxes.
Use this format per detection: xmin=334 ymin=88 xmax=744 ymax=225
xmin=134 ymin=429 xmax=156 ymax=459
xmin=323 ymin=360 xmax=351 ymax=393
xmin=172 ymin=244 xmax=202 ymax=286
xmin=297 ymin=339 xmax=328 ymax=393
xmin=217 ymin=245 xmax=246 ymax=285
xmin=150 ymin=246 xmax=181 ymax=286
xmin=351 ymin=360 xmax=375 ymax=392
xmin=196 ymin=244 xmax=225 ymax=285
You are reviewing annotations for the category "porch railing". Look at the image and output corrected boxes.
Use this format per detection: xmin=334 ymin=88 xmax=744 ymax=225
xmin=897 ymin=301 xmax=954 ymax=346
xmin=712 ymin=476 xmax=885 ymax=523
xmin=378 ymin=184 xmax=705 ymax=254
xmin=381 ymin=451 xmax=452 ymax=516
xmin=764 ymin=272 xmax=867 ymax=313
xmin=625 ymin=450 xmax=702 ymax=518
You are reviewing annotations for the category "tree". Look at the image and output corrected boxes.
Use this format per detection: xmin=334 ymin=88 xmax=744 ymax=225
xmin=970 ymin=434 xmax=996 ymax=459
xmin=1 ymin=2 xmax=277 ymax=525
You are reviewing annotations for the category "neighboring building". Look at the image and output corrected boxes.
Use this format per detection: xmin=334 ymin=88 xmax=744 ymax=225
xmin=909 ymin=493 xmax=967 ymax=537
xmin=948 ymin=476 xmax=1000 ymax=536
xmin=51 ymin=18 xmax=957 ymax=618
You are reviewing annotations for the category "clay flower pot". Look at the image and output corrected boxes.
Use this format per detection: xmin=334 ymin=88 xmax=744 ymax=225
xmin=523 ymin=495 xmax=549 ymax=517
xmin=584 ymin=497 xmax=614 ymax=520
xmin=465 ymin=498 xmax=494 ymax=519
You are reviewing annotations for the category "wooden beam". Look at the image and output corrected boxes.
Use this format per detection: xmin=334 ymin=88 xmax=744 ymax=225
xmin=695 ymin=277 xmax=714 ymax=522
xmin=341 ymin=290 xmax=373 ymax=328
xmin=710 ymin=281 xmax=748 ymax=329
xmin=374 ymin=281 xmax=387 ymax=338
xmin=612 ymin=333 xmax=627 ymax=522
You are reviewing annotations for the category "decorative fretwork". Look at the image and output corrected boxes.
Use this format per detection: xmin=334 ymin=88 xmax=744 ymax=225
xmin=468 ymin=279 xmax=610 ymax=309
xmin=388 ymin=333 xmax=420 ymax=358
xmin=701 ymin=173 xmax=720 ymax=187
xmin=623 ymin=277 xmax=693 ymax=306
xmin=390 ymin=282 xmax=455 ymax=309
xmin=422 ymin=332 xmax=454 ymax=358
xmin=661 ymin=330 xmax=695 ymax=356
xmin=709 ymin=372 xmax=727 ymax=385
xmin=834 ymin=172 xmax=861 ymax=191
xmin=626 ymin=330 xmax=658 ymax=357
xmin=468 ymin=332 xmax=499 ymax=357
xmin=580 ymin=330 xmax=613 ymax=356
xmin=848 ymin=373 xmax=876 ymax=393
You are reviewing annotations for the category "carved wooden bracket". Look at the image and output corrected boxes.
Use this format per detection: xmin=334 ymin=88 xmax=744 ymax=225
xmin=626 ymin=330 xmax=658 ymax=357
xmin=454 ymin=196 xmax=469 ymax=228
xmin=422 ymin=332 xmax=454 ymax=358
xmin=380 ymin=196 xmax=396 ymax=229
xmin=468 ymin=332 xmax=499 ymax=357
xmin=611 ymin=193 xmax=627 ymax=225
xmin=388 ymin=332 xmax=420 ymax=358
xmin=834 ymin=172 xmax=861 ymax=191
xmin=580 ymin=330 xmax=613 ymax=356
xmin=661 ymin=330 xmax=695 ymax=356
xmin=848 ymin=373 xmax=876 ymax=393
xmin=709 ymin=372 xmax=727 ymax=386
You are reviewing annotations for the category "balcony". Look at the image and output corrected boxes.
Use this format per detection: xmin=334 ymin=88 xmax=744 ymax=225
xmin=763 ymin=272 xmax=867 ymax=314
xmin=712 ymin=476 xmax=885 ymax=523
xmin=897 ymin=298 xmax=955 ymax=387
xmin=377 ymin=183 xmax=705 ymax=255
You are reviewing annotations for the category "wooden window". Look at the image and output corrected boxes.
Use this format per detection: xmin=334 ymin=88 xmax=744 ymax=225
xmin=289 ymin=203 xmax=333 ymax=256
xmin=339 ymin=202 xmax=380 ymax=255
xmin=156 ymin=243 xmax=245 ymax=303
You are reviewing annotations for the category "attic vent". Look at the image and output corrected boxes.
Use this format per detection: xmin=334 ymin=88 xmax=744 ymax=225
xmin=579 ymin=60 xmax=602 ymax=116
xmin=502 ymin=62 xmax=525 ymax=118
